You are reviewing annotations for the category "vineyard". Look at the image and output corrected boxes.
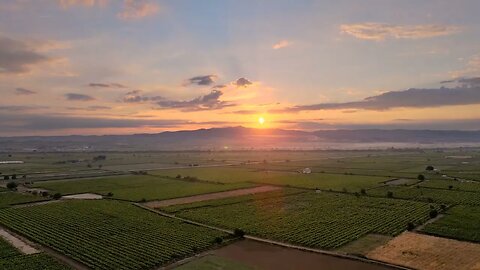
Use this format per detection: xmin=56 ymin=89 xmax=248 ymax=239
xmin=0 ymin=192 xmax=47 ymax=208
xmin=163 ymin=190 xmax=438 ymax=249
xmin=368 ymin=186 xmax=480 ymax=206
xmin=0 ymin=238 xmax=70 ymax=270
xmin=422 ymin=205 xmax=480 ymax=242
xmin=0 ymin=200 xmax=228 ymax=270
xmin=32 ymin=175 xmax=253 ymax=202
xmin=418 ymin=179 xmax=480 ymax=192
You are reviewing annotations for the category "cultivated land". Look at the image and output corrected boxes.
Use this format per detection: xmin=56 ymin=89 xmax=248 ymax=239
xmin=31 ymin=175 xmax=253 ymax=202
xmin=0 ymin=148 xmax=479 ymax=270
xmin=0 ymin=200 xmax=228 ymax=270
xmin=0 ymin=237 xmax=70 ymax=270
xmin=367 ymin=232 xmax=480 ymax=270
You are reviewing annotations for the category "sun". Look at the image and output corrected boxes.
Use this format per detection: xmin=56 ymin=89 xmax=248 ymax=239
xmin=258 ymin=116 xmax=265 ymax=125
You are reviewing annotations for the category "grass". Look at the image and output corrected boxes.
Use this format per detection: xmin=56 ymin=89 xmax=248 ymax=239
xmin=422 ymin=205 xmax=480 ymax=242
xmin=163 ymin=190 xmax=438 ymax=249
xmin=0 ymin=200 xmax=228 ymax=270
xmin=174 ymin=255 xmax=254 ymax=270
xmin=335 ymin=234 xmax=392 ymax=255
xmin=418 ymin=179 xmax=480 ymax=192
xmin=32 ymin=175 xmax=254 ymax=202
xmin=0 ymin=192 xmax=47 ymax=208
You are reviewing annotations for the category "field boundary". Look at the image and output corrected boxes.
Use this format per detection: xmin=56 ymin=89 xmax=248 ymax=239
xmin=134 ymin=203 xmax=412 ymax=270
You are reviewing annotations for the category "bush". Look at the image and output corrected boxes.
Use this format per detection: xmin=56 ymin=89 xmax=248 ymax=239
xmin=448 ymin=185 xmax=453 ymax=190
xmin=140 ymin=198 xmax=147 ymax=203
xmin=387 ymin=191 xmax=394 ymax=198
xmin=6 ymin=181 xmax=17 ymax=190
xmin=407 ymin=222 xmax=415 ymax=231
xmin=425 ymin=165 xmax=434 ymax=171
xmin=233 ymin=228 xmax=245 ymax=238
xmin=360 ymin=189 xmax=366 ymax=195
xmin=440 ymin=204 xmax=447 ymax=211
xmin=175 ymin=174 xmax=181 ymax=179
xmin=214 ymin=237 xmax=223 ymax=244
xmin=52 ymin=193 xmax=62 ymax=200
xmin=106 ymin=192 xmax=114 ymax=197
xmin=417 ymin=174 xmax=425 ymax=181
xmin=429 ymin=209 xmax=438 ymax=218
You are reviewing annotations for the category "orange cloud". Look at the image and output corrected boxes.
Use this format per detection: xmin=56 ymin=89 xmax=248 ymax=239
xmin=340 ymin=23 xmax=460 ymax=41
xmin=118 ymin=0 xmax=159 ymax=20
xmin=272 ymin=40 xmax=291 ymax=49
xmin=58 ymin=0 xmax=108 ymax=8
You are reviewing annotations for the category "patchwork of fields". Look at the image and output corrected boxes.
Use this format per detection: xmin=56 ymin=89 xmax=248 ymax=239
xmin=0 ymin=149 xmax=479 ymax=270
xmin=0 ymin=200 xmax=228 ymax=270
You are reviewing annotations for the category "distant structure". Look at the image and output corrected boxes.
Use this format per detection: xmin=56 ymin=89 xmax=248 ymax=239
xmin=302 ymin=168 xmax=312 ymax=174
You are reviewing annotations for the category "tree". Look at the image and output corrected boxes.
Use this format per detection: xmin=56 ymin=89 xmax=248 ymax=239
xmin=425 ymin=165 xmax=435 ymax=171
xmin=429 ymin=209 xmax=438 ymax=218
xmin=417 ymin=174 xmax=425 ymax=181
xmin=214 ymin=237 xmax=223 ymax=244
xmin=6 ymin=181 xmax=17 ymax=190
xmin=3 ymin=175 xmax=9 ymax=180
xmin=52 ymin=193 xmax=62 ymax=200
xmin=11 ymin=174 xmax=17 ymax=180
xmin=407 ymin=222 xmax=415 ymax=231
xmin=387 ymin=191 xmax=394 ymax=198
xmin=233 ymin=228 xmax=245 ymax=238
xmin=360 ymin=189 xmax=366 ymax=195
xmin=106 ymin=192 xmax=114 ymax=197
xmin=448 ymin=185 xmax=453 ymax=190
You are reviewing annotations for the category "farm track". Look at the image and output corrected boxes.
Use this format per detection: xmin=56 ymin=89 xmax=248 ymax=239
xmin=135 ymin=203 xmax=412 ymax=270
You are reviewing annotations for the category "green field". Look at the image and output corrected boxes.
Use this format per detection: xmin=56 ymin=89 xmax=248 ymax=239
xmin=368 ymin=186 xmax=480 ymax=205
xmin=175 ymin=255 xmax=253 ymax=270
xmin=32 ymin=175 xmax=254 ymax=202
xmin=418 ymin=179 xmax=480 ymax=192
xmin=0 ymin=200 xmax=228 ymax=270
xmin=163 ymin=190 xmax=438 ymax=249
xmin=0 ymin=238 xmax=70 ymax=270
xmin=0 ymin=192 xmax=47 ymax=208
xmin=422 ymin=205 xmax=480 ymax=242
xmin=154 ymin=167 xmax=389 ymax=192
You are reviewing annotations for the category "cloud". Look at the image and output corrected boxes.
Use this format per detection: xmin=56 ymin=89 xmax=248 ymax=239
xmin=57 ymin=0 xmax=108 ymax=8
xmin=89 ymin=82 xmax=127 ymax=88
xmin=186 ymin=75 xmax=217 ymax=86
xmin=118 ymin=0 xmax=159 ymax=20
xmin=276 ymin=85 xmax=480 ymax=112
xmin=66 ymin=105 xmax=112 ymax=111
xmin=233 ymin=77 xmax=253 ymax=87
xmin=156 ymin=90 xmax=235 ymax=111
xmin=65 ymin=93 xmax=95 ymax=101
xmin=441 ymin=77 xmax=480 ymax=87
xmin=15 ymin=88 xmax=36 ymax=95
xmin=230 ymin=110 xmax=258 ymax=115
xmin=0 ymin=105 xmax=48 ymax=111
xmin=340 ymin=23 xmax=460 ymax=41
xmin=272 ymin=40 xmax=291 ymax=50
xmin=0 ymin=35 xmax=52 ymax=74
xmin=122 ymin=90 xmax=163 ymax=103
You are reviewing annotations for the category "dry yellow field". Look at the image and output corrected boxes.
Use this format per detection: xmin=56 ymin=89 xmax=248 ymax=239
xmin=368 ymin=232 xmax=480 ymax=270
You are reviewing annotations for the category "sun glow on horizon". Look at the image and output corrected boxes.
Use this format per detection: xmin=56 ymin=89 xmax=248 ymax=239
xmin=258 ymin=116 xmax=265 ymax=125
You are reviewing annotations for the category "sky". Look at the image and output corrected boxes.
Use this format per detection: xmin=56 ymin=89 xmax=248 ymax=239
xmin=1 ymin=0 xmax=480 ymax=136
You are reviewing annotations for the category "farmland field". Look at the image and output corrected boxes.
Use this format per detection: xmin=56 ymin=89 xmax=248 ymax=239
xmin=422 ymin=205 xmax=480 ymax=242
xmin=0 ymin=238 xmax=70 ymax=270
xmin=32 ymin=175 xmax=254 ymax=202
xmin=163 ymin=189 xmax=438 ymax=249
xmin=0 ymin=200 xmax=228 ymax=270
xmin=0 ymin=192 xmax=47 ymax=208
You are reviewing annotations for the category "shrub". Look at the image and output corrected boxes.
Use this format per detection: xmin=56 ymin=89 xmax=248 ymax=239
xmin=6 ymin=181 xmax=17 ymax=190
xmin=387 ymin=191 xmax=394 ymax=198
xmin=52 ymin=193 xmax=62 ymax=200
xmin=214 ymin=237 xmax=223 ymax=244
xmin=360 ymin=189 xmax=366 ymax=195
xmin=429 ymin=209 xmax=438 ymax=218
xmin=106 ymin=192 xmax=114 ymax=197
xmin=417 ymin=174 xmax=425 ymax=181
xmin=407 ymin=222 xmax=415 ymax=231
xmin=425 ymin=165 xmax=434 ymax=171
xmin=233 ymin=228 xmax=245 ymax=238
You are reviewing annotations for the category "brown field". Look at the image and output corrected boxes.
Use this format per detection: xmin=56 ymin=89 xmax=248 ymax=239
xmin=144 ymin=185 xmax=281 ymax=208
xmin=204 ymin=239 xmax=398 ymax=270
xmin=368 ymin=232 xmax=480 ymax=270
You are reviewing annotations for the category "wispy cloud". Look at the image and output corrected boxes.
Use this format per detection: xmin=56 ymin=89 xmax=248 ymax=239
xmin=65 ymin=93 xmax=95 ymax=101
xmin=272 ymin=40 xmax=291 ymax=50
xmin=0 ymin=35 xmax=53 ymax=74
xmin=88 ymin=82 xmax=127 ymax=88
xmin=186 ymin=75 xmax=217 ymax=86
xmin=58 ymin=0 xmax=108 ymax=8
xmin=118 ymin=0 xmax=159 ymax=20
xmin=275 ymin=84 xmax=480 ymax=112
xmin=15 ymin=88 xmax=37 ymax=95
xmin=340 ymin=23 xmax=460 ymax=41
xmin=122 ymin=90 xmax=163 ymax=103
xmin=232 ymin=77 xmax=253 ymax=87
xmin=156 ymin=90 xmax=235 ymax=111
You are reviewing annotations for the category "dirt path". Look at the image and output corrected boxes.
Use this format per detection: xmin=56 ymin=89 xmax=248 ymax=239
xmin=0 ymin=228 xmax=39 ymax=254
xmin=144 ymin=185 xmax=282 ymax=208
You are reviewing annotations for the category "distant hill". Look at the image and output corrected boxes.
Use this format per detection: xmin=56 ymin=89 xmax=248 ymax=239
xmin=1 ymin=127 xmax=480 ymax=151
